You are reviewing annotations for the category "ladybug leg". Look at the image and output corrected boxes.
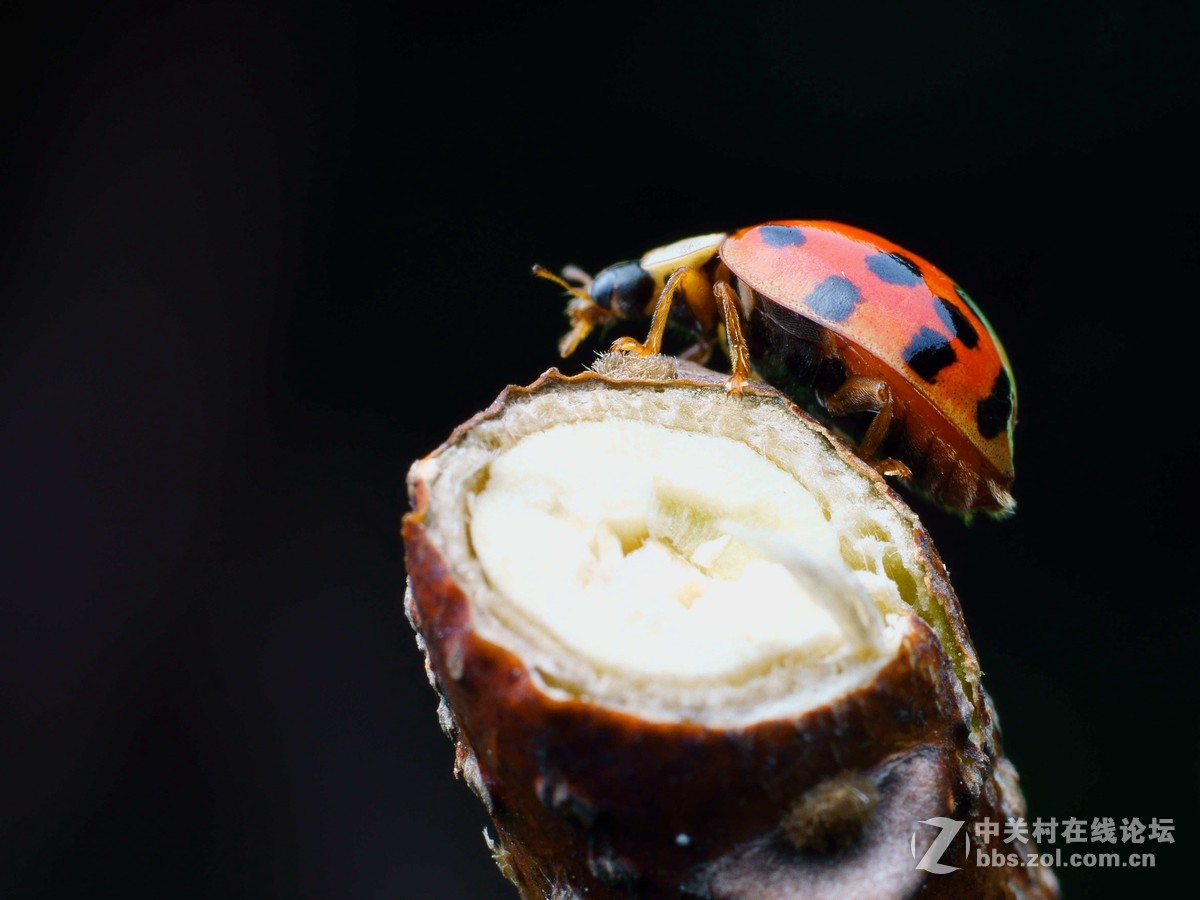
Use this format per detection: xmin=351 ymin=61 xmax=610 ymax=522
xmin=824 ymin=376 xmax=913 ymax=480
xmin=611 ymin=266 xmax=711 ymax=357
xmin=713 ymin=281 xmax=751 ymax=396
xmin=560 ymin=264 xmax=594 ymax=289
xmin=533 ymin=264 xmax=614 ymax=356
xmin=560 ymin=297 xmax=616 ymax=357
xmin=611 ymin=266 xmax=687 ymax=357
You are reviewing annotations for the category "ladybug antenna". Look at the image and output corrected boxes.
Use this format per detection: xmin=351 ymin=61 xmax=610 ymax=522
xmin=532 ymin=263 xmax=593 ymax=300
xmin=532 ymin=263 xmax=610 ymax=357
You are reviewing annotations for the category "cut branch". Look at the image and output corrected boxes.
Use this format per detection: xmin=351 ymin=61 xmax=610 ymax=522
xmin=403 ymin=354 xmax=1057 ymax=899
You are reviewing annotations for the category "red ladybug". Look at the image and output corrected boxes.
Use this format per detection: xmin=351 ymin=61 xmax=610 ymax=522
xmin=535 ymin=221 xmax=1017 ymax=518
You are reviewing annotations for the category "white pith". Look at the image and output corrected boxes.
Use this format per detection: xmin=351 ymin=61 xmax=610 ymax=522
xmin=415 ymin=375 xmax=931 ymax=726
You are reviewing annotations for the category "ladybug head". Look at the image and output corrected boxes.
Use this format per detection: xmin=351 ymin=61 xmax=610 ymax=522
xmin=532 ymin=259 xmax=656 ymax=357
xmin=588 ymin=260 xmax=655 ymax=320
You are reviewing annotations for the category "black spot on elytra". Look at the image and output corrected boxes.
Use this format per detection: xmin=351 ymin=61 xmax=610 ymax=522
xmin=934 ymin=297 xmax=979 ymax=349
xmin=976 ymin=368 xmax=1013 ymax=439
xmin=759 ymin=224 xmax=807 ymax=248
xmin=902 ymin=327 xmax=957 ymax=382
xmin=866 ymin=251 xmax=922 ymax=286
xmin=804 ymin=275 xmax=862 ymax=323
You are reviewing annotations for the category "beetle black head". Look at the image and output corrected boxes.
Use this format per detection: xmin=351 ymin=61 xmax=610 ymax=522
xmin=589 ymin=260 xmax=655 ymax=320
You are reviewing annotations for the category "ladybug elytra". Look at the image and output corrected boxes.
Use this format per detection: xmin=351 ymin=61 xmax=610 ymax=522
xmin=535 ymin=221 xmax=1017 ymax=518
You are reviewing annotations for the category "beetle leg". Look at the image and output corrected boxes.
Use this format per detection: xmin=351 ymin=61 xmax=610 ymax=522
xmin=533 ymin=264 xmax=614 ymax=356
xmin=713 ymin=281 xmax=751 ymax=396
xmin=611 ymin=265 xmax=718 ymax=358
xmin=610 ymin=266 xmax=691 ymax=357
xmin=559 ymin=296 xmax=616 ymax=356
xmin=560 ymin=264 xmax=593 ymax=289
xmin=824 ymin=376 xmax=912 ymax=480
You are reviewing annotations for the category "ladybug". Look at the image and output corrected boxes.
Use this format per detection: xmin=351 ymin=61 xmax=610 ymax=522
xmin=534 ymin=221 xmax=1016 ymax=518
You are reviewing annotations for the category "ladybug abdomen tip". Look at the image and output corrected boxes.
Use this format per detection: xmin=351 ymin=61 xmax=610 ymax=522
xmin=897 ymin=414 xmax=1015 ymax=516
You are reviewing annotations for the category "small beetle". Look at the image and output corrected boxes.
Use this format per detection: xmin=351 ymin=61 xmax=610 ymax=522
xmin=534 ymin=221 xmax=1016 ymax=518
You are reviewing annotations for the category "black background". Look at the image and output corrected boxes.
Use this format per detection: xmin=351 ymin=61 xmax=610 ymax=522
xmin=2 ymin=1 xmax=1197 ymax=897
